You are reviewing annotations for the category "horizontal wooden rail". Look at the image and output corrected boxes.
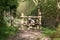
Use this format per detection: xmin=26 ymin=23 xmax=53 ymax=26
xmin=20 ymin=16 xmax=42 ymax=18
xmin=20 ymin=23 xmax=41 ymax=26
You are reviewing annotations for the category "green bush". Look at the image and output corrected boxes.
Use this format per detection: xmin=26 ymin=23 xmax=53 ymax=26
xmin=42 ymin=27 xmax=56 ymax=36
xmin=0 ymin=26 xmax=17 ymax=40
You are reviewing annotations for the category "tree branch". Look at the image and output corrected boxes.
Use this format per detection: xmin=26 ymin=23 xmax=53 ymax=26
xmin=33 ymin=0 xmax=38 ymax=6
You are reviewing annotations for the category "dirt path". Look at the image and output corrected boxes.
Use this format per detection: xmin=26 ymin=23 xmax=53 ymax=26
xmin=7 ymin=29 xmax=51 ymax=40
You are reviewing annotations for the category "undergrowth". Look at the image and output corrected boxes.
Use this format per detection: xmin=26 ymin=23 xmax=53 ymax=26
xmin=0 ymin=26 xmax=18 ymax=40
xmin=41 ymin=27 xmax=56 ymax=36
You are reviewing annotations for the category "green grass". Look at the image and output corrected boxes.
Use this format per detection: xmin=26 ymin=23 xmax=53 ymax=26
xmin=41 ymin=27 xmax=56 ymax=36
xmin=0 ymin=26 xmax=18 ymax=40
xmin=53 ymin=38 xmax=60 ymax=40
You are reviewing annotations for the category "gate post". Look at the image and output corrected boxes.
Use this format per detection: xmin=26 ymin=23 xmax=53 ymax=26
xmin=21 ymin=13 xmax=24 ymax=29
xmin=38 ymin=0 xmax=42 ymax=29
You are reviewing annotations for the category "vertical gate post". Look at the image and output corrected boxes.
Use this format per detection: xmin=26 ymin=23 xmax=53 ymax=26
xmin=38 ymin=0 xmax=42 ymax=29
xmin=21 ymin=13 xmax=24 ymax=29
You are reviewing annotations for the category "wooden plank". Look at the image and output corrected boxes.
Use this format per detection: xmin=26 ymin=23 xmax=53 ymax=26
xmin=20 ymin=16 xmax=42 ymax=18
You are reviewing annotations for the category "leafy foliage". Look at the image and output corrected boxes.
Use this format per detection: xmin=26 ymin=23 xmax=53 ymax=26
xmin=42 ymin=27 xmax=56 ymax=36
xmin=0 ymin=26 xmax=17 ymax=40
xmin=40 ymin=0 xmax=57 ymax=27
xmin=0 ymin=0 xmax=18 ymax=40
xmin=0 ymin=0 xmax=18 ymax=11
xmin=0 ymin=0 xmax=18 ymax=19
xmin=17 ymin=0 xmax=36 ymax=16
